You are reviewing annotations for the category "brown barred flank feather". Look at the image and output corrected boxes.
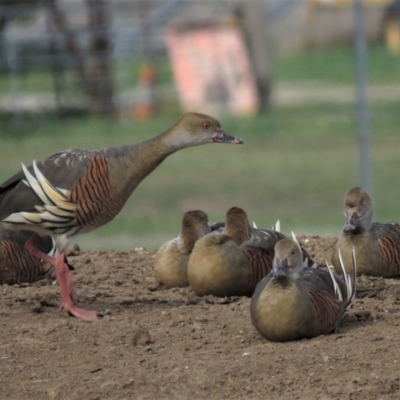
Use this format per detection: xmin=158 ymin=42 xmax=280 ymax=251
xmin=378 ymin=236 xmax=400 ymax=276
xmin=1 ymin=240 xmax=46 ymax=284
xmin=242 ymin=246 xmax=274 ymax=292
xmin=308 ymin=290 xmax=343 ymax=334
xmin=69 ymin=156 xmax=117 ymax=228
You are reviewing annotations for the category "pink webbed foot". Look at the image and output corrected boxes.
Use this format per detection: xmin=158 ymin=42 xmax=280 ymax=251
xmin=59 ymin=302 xmax=98 ymax=321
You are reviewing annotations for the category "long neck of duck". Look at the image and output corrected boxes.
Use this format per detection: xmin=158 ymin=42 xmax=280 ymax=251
xmin=224 ymin=220 xmax=250 ymax=244
xmin=110 ymin=129 xmax=186 ymax=198
xmin=177 ymin=229 xmax=197 ymax=255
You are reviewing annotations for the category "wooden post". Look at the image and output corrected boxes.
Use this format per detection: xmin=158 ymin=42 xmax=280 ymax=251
xmin=48 ymin=1 xmax=89 ymax=95
xmin=86 ymin=0 xmax=115 ymax=115
xmin=46 ymin=9 xmax=64 ymax=113
xmin=48 ymin=0 xmax=115 ymax=116
xmin=237 ymin=1 xmax=272 ymax=111
xmin=354 ymin=0 xmax=372 ymax=195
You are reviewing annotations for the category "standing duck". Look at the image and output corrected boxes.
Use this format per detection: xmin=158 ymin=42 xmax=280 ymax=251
xmin=332 ymin=186 xmax=400 ymax=277
xmin=154 ymin=210 xmax=212 ymax=288
xmin=250 ymin=238 xmax=356 ymax=342
xmin=0 ymin=112 xmax=243 ymax=320
xmin=0 ymin=229 xmax=54 ymax=285
xmin=187 ymin=207 xmax=314 ymax=297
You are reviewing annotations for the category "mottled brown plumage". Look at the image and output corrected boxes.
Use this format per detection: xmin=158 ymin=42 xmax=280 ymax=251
xmin=332 ymin=187 xmax=400 ymax=277
xmin=154 ymin=210 xmax=211 ymax=288
xmin=251 ymin=238 xmax=356 ymax=342
xmin=0 ymin=112 xmax=243 ymax=320
xmin=187 ymin=207 xmax=314 ymax=297
xmin=0 ymin=229 xmax=53 ymax=285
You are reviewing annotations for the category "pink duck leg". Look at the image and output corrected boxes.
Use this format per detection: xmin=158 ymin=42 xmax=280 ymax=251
xmin=25 ymin=234 xmax=97 ymax=321
xmin=24 ymin=234 xmax=77 ymax=302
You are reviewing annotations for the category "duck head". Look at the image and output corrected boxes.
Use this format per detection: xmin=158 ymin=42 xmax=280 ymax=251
xmin=167 ymin=112 xmax=243 ymax=149
xmin=343 ymin=187 xmax=373 ymax=233
xmin=273 ymin=238 xmax=304 ymax=280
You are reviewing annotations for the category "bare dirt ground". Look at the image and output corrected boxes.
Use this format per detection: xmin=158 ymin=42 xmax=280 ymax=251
xmin=1 ymin=235 xmax=400 ymax=400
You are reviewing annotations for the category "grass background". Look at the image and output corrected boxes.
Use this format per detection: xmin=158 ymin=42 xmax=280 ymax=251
xmin=0 ymin=45 xmax=399 ymax=250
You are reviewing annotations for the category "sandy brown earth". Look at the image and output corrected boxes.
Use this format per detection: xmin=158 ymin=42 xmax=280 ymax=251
xmin=1 ymin=236 xmax=400 ymax=400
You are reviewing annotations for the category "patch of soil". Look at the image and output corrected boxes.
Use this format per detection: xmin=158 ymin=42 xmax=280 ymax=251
xmin=1 ymin=236 xmax=400 ymax=400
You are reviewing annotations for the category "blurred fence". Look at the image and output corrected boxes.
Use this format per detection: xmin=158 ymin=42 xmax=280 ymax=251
xmin=0 ymin=0 xmax=396 ymax=122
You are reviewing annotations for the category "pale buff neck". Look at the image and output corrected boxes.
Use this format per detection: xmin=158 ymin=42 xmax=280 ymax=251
xmin=106 ymin=129 xmax=186 ymax=201
xmin=224 ymin=218 xmax=251 ymax=244
xmin=177 ymin=229 xmax=198 ymax=255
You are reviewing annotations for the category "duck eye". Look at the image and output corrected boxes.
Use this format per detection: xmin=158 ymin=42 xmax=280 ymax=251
xmin=203 ymin=122 xmax=210 ymax=129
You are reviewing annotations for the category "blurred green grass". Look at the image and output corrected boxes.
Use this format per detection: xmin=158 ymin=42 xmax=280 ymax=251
xmin=275 ymin=44 xmax=400 ymax=84
xmin=0 ymin=44 xmax=399 ymax=250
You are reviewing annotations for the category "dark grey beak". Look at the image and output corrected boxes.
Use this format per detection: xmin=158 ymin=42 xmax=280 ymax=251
xmin=213 ymin=128 xmax=243 ymax=144
xmin=273 ymin=266 xmax=290 ymax=277
xmin=344 ymin=213 xmax=358 ymax=232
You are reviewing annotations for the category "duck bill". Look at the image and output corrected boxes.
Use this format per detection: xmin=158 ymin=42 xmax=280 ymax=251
xmin=273 ymin=265 xmax=290 ymax=277
xmin=213 ymin=128 xmax=243 ymax=144
xmin=273 ymin=258 xmax=289 ymax=274
xmin=344 ymin=214 xmax=358 ymax=232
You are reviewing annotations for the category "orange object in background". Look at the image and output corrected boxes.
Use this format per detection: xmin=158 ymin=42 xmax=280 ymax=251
xmin=132 ymin=61 xmax=156 ymax=120
xmin=385 ymin=17 xmax=400 ymax=53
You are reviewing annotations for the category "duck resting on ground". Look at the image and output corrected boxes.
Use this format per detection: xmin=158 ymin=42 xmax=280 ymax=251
xmin=250 ymin=237 xmax=356 ymax=342
xmin=0 ymin=229 xmax=54 ymax=285
xmin=154 ymin=210 xmax=214 ymax=288
xmin=332 ymin=186 xmax=400 ymax=277
xmin=187 ymin=206 xmax=315 ymax=297
xmin=0 ymin=112 xmax=243 ymax=320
